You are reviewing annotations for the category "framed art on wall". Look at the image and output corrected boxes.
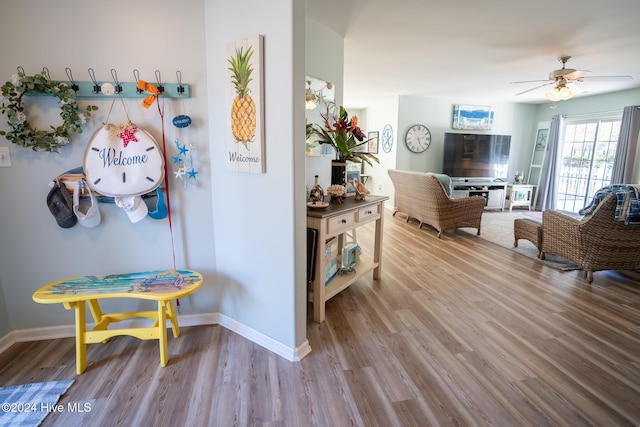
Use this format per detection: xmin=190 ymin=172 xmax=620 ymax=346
xmin=381 ymin=124 xmax=393 ymax=153
xmin=226 ymin=34 xmax=265 ymax=173
xmin=367 ymin=131 xmax=379 ymax=154
xmin=452 ymin=104 xmax=494 ymax=130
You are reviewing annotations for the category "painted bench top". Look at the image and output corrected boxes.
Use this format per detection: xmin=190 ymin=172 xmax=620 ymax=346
xmin=33 ymin=269 xmax=202 ymax=303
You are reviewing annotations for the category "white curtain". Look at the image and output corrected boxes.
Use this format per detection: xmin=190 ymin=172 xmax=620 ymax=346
xmin=541 ymin=114 xmax=565 ymax=211
xmin=611 ymin=105 xmax=640 ymax=184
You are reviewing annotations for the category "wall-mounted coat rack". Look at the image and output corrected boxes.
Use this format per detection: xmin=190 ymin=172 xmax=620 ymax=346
xmin=64 ymin=81 xmax=191 ymax=99
xmin=19 ymin=67 xmax=191 ymax=99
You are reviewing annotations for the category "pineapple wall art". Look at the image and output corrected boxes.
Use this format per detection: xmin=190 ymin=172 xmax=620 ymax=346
xmin=226 ymin=34 xmax=265 ymax=173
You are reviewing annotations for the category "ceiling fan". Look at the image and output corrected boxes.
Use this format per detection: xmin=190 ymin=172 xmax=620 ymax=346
xmin=512 ymin=55 xmax=633 ymax=101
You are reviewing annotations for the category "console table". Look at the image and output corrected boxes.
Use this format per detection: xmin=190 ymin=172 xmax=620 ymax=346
xmin=307 ymin=195 xmax=388 ymax=322
xmin=32 ymin=269 xmax=202 ymax=374
xmin=450 ymin=177 xmax=508 ymax=211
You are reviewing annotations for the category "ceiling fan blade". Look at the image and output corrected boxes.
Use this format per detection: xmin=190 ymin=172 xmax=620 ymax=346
xmin=575 ymin=75 xmax=633 ymax=82
xmin=510 ymin=79 xmax=552 ymax=84
xmin=567 ymin=82 xmax=584 ymax=94
xmin=515 ymin=82 xmax=554 ymax=96
xmin=562 ymin=69 xmax=590 ymax=79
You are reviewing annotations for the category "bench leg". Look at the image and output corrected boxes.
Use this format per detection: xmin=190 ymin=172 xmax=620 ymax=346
xmin=166 ymin=300 xmax=180 ymax=338
xmin=158 ymin=300 xmax=168 ymax=367
xmin=74 ymin=301 xmax=87 ymax=375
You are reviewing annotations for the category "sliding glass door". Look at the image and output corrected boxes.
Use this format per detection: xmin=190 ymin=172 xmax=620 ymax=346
xmin=555 ymin=116 xmax=621 ymax=213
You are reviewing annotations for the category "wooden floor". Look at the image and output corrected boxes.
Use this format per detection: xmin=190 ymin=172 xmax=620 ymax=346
xmin=2 ymin=214 xmax=640 ymax=426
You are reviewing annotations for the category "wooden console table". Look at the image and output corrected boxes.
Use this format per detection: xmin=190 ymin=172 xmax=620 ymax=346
xmin=307 ymin=195 xmax=388 ymax=322
xmin=32 ymin=269 xmax=202 ymax=374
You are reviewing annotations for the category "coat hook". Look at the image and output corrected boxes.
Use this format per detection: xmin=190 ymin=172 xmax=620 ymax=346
xmin=110 ymin=68 xmax=123 ymax=93
xmin=42 ymin=67 xmax=51 ymax=80
xmin=133 ymin=69 xmax=143 ymax=94
xmin=65 ymin=67 xmax=79 ymax=92
xmin=17 ymin=66 xmax=25 ymax=75
xmin=88 ymin=68 xmax=101 ymax=94
xmin=176 ymin=70 xmax=185 ymax=94
xmin=155 ymin=70 xmax=165 ymax=93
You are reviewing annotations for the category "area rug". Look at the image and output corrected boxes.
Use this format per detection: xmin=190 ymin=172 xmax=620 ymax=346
xmin=463 ymin=210 xmax=580 ymax=271
xmin=523 ymin=211 xmax=543 ymax=219
xmin=0 ymin=380 xmax=74 ymax=426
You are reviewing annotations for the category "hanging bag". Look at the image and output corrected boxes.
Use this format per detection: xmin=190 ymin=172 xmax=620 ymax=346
xmin=83 ymin=97 xmax=165 ymax=198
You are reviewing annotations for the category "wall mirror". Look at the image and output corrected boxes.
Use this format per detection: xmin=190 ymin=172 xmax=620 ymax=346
xmin=305 ymin=76 xmax=336 ymax=157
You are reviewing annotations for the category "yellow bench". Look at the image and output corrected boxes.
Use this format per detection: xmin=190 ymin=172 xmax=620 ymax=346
xmin=32 ymin=269 xmax=202 ymax=375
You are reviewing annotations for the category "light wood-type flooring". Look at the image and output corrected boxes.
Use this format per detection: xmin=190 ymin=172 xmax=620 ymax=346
xmin=1 ymin=213 xmax=640 ymax=426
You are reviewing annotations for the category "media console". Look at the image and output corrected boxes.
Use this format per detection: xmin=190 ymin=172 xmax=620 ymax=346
xmin=450 ymin=177 xmax=507 ymax=211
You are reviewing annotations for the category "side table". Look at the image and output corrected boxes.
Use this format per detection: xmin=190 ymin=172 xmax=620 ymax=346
xmin=506 ymin=184 xmax=536 ymax=211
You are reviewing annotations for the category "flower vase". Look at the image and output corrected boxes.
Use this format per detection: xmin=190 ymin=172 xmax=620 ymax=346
xmin=331 ymin=160 xmax=347 ymax=186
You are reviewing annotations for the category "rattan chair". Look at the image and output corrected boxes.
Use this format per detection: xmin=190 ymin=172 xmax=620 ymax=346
xmin=541 ymin=194 xmax=640 ymax=282
xmin=388 ymin=169 xmax=486 ymax=238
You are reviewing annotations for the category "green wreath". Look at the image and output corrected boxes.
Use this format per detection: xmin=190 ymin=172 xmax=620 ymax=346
xmin=0 ymin=72 xmax=98 ymax=152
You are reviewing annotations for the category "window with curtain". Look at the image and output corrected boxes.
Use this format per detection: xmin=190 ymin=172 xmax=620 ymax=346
xmin=555 ymin=114 xmax=622 ymax=213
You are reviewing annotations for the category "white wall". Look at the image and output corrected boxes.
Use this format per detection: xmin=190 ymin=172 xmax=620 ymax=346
xmin=0 ymin=0 xmax=307 ymax=356
xmin=0 ymin=0 xmax=214 ymax=332
xmin=205 ymin=0 xmax=306 ymax=351
xmin=359 ymin=97 xmax=399 ymax=201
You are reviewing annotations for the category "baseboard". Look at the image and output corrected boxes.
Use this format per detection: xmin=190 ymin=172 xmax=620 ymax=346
xmin=0 ymin=331 xmax=16 ymax=355
xmin=217 ymin=313 xmax=311 ymax=361
xmin=0 ymin=312 xmax=311 ymax=362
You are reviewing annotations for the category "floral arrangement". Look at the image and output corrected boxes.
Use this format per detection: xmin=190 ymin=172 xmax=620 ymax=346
xmin=0 ymin=72 xmax=98 ymax=152
xmin=306 ymin=105 xmax=379 ymax=166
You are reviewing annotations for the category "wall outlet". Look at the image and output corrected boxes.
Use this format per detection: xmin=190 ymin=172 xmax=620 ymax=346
xmin=0 ymin=147 xmax=11 ymax=167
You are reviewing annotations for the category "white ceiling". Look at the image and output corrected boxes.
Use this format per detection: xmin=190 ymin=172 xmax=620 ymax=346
xmin=306 ymin=0 xmax=640 ymax=108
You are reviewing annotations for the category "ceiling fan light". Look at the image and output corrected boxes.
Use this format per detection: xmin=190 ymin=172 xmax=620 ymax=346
xmin=305 ymin=89 xmax=317 ymax=109
xmin=544 ymin=85 xmax=574 ymax=102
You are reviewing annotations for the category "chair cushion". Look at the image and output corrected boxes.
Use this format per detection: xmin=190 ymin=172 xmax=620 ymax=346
xmin=426 ymin=173 xmax=452 ymax=196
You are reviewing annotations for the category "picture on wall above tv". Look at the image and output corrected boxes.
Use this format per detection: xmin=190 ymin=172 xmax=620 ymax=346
xmin=442 ymin=132 xmax=510 ymax=179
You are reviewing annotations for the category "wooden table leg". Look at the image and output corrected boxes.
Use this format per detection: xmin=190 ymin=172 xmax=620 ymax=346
xmin=373 ymin=206 xmax=385 ymax=280
xmin=313 ymin=231 xmax=327 ymax=323
xmin=158 ymin=300 xmax=168 ymax=367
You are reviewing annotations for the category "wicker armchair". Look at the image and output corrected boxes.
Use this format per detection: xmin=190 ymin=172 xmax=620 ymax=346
xmin=541 ymin=194 xmax=640 ymax=282
xmin=388 ymin=169 xmax=486 ymax=238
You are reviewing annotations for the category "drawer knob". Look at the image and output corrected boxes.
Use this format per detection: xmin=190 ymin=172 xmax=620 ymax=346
xmin=341 ymin=219 xmax=347 ymax=224
xmin=366 ymin=210 xmax=372 ymax=214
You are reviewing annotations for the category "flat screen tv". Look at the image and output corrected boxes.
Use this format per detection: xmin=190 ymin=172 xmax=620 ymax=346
xmin=442 ymin=132 xmax=510 ymax=179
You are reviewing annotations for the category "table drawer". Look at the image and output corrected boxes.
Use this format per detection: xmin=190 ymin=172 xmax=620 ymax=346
xmin=327 ymin=211 xmax=357 ymax=234
xmin=358 ymin=203 xmax=380 ymax=223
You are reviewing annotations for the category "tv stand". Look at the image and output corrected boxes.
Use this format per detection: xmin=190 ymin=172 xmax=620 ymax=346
xmin=450 ymin=177 xmax=507 ymax=211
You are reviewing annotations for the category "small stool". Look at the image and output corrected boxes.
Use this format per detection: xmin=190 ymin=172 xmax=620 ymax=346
xmin=514 ymin=218 xmax=543 ymax=258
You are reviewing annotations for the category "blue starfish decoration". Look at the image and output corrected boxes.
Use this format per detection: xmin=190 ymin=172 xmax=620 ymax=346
xmin=172 ymin=155 xmax=183 ymax=164
xmin=188 ymin=168 xmax=199 ymax=179
xmin=178 ymin=144 xmax=189 ymax=156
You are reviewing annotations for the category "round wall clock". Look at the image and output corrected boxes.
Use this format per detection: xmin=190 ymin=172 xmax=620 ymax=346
xmin=381 ymin=124 xmax=393 ymax=153
xmin=404 ymin=124 xmax=431 ymax=153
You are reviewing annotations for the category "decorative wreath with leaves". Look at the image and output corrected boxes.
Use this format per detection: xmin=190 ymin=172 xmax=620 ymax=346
xmin=0 ymin=72 xmax=98 ymax=152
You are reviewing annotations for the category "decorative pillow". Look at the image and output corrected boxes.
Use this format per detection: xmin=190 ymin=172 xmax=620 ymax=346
xmin=83 ymin=122 xmax=164 ymax=197
xmin=427 ymin=172 xmax=453 ymax=196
